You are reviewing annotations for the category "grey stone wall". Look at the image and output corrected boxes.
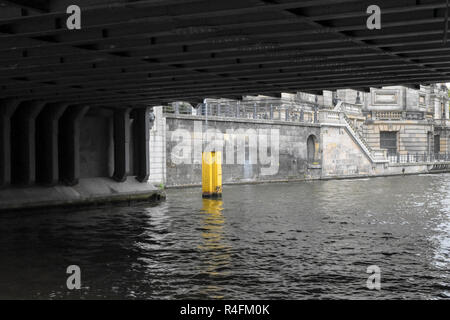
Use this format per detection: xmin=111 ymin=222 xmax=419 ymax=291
xmin=321 ymin=125 xmax=374 ymax=177
xmin=337 ymin=89 xmax=365 ymax=107
xmin=435 ymin=127 xmax=450 ymax=153
xmin=363 ymin=122 xmax=433 ymax=154
xmin=164 ymin=115 xmax=321 ymax=187
xmin=149 ymin=107 xmax=166 ymax=185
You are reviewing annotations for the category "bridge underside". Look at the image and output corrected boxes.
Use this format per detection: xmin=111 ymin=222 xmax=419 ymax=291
xmin=1 ymin=0 xmax=450 ymax=107
xmin=1 ymin=0 xmax=450 ymax=190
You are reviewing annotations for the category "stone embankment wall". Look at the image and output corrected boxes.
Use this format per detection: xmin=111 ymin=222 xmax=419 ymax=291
xmin=150 ymin=109 xmax=450 ymax=188
xmin=151 ymin=109 xmax=322 ymax=187
xmin=321 ymin=125 xmax=375 ymax=177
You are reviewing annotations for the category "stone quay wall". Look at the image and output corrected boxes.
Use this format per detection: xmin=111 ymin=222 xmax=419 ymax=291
xmin=152 ymin=108 xmax=450 ymax=188
xmin=153 ymin=109 xmax=322 ymax=187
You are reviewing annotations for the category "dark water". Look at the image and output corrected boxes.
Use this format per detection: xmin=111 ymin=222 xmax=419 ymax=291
xmin=1 ymin=174 xmax=450 ymax=299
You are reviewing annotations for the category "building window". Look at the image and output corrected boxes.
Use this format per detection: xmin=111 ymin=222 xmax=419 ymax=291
xmin=434 ymin=135 xmax=440 ymax=154
xmin=380 ymin=131 xmax=397 ymax=156
xmin=419 ymin=94 xmax=426 ymax=105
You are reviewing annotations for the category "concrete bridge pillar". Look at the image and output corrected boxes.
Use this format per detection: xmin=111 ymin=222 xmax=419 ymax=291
xmin=11 ymin=101 xmax=46 ymax=186
xmin=134 ymin=107 xmax=150 ymax=182
xmin=0 ymin=99 xmax=20 ymax=187
xmin=36 ymin=103 xmax=69 ymax=186
xmin=112 ymin=108 xmax=131 ymax=182
xmin=59 ymin=106 xmax=90 ymax=186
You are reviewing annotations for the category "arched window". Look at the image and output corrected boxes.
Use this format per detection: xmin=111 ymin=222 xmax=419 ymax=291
xmin=307 ymin=135 xmax=317 ymax=163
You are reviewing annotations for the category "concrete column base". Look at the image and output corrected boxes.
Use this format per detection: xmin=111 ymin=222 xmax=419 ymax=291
xmin=36 ymin=103 xmax=68 ymax=186
xmin=0 ymin=99 xmax=20 ymax=187
xmin=59 ymin=106 xmax=90 ymax=186
xmin=133 ymin=107 xmax=150 ymax=182
xmin=11 ymin=101 xmax=46 ymax=186
xmin=112 ymin=109 xmax=131 ymax=182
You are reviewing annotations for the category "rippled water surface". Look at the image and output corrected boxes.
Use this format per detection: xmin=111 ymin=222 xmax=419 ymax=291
xmin=1 ymin=174 xmax=450 ymax=299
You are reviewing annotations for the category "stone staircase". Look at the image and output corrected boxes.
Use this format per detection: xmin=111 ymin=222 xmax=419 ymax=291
xmin=333 ymin=102 xmax=388 ymax=164
xmin=342 ymin=112 xmax=372 ymax=153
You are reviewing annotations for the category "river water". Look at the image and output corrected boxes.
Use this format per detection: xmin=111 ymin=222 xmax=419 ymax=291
xmin=1 ymin=174 xmax=450 ymax=299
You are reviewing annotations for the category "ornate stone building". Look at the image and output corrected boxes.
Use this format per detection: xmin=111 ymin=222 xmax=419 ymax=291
xmin=327 ymin=84 xmax=450 ymax=157
xmin=182 ymin=83 xmax=449 ymax=160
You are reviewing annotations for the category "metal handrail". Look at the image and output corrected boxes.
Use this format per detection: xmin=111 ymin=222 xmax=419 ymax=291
xmin=388 ymin=152 xmax=450 ymax=163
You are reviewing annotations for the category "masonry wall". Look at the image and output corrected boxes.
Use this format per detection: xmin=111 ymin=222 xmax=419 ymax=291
xmin=435 ymin=128 xmax=450 ymax=153
xmin=363 ymin=121 xmax=433 ymax=154
xmin=444 ymin=133 xmax=449 ymax=153
xmin=321 ymin=125 xmax=374 ymax=177
xmin=149 ymin=107 xmax=166 ymax=185
xmin=337 ymin=89 xmax=365 ymax=106
xmin=163 ymin=115 xmax=322 ymax=187
xmin=152 ymin=112 xmax=450 ymax=188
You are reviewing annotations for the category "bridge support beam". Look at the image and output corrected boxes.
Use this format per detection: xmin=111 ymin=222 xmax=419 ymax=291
xmin=36 ymin=103 xmax=68 ymax=186
xmin=59 ymin=106 xmax=90 ymax=186
xmin=112 ymin=109 xmax=131 ymax=182
xmin=134 ymin=107 xmax=150 ymax=182
xmin=0 ymin=99 xmax=20 ymax=187
xmin=11 ymin=101 xmax=46 ymax=186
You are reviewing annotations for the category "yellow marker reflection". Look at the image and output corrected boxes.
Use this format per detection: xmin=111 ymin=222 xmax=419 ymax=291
xmin=198 ymin=199 xmax=232 ymax=299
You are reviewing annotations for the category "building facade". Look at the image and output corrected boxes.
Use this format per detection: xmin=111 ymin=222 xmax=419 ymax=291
xmin=329 ymin=84 xmax=450 ymax=158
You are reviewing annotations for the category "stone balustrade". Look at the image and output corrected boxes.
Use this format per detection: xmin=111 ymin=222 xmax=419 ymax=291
xmin=163 ymin=100 xmax=321 ymax=124
xmin=340 ymin=102 xmax=362 ymax=115
xmin=318 ymin=110 xmax=342 ymax=123
xmin=372 ymin=111 xmax=403 ymax=120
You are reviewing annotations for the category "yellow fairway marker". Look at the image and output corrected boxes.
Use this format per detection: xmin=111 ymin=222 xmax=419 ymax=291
xmin=202 ymin=151 xmax=222 ymax=198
